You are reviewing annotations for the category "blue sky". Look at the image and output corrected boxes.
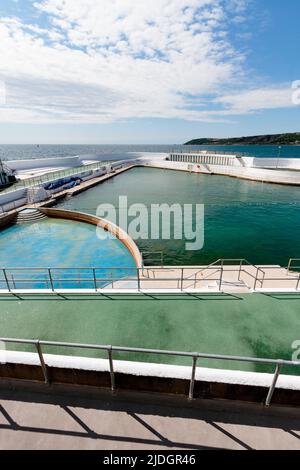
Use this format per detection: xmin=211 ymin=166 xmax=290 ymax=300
xmin=0 ymin=0 xmax=299 ymax=144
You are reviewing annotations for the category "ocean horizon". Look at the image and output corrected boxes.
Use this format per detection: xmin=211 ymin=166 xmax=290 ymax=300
xmin=1 ymin=143 xmax=300 ymax=162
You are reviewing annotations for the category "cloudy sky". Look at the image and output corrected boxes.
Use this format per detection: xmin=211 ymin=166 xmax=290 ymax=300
xmin=0 ymin=0 xmax=299 ymax=143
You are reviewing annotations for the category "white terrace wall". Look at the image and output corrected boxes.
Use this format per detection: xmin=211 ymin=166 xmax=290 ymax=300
xmin=0 ymin=188 xmax=28 ymax=212
xmin=6 ymin=156 xmax=81 ymax=172
xmin=253 ymin=158 xmax=300 ymax=170
xmin=139 ymin=155 xmax=300 ymax=185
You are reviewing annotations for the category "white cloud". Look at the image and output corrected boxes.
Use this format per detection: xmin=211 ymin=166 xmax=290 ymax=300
xmin=216 ymin=86 xmax=294 ymax=113
xmin=0 ymin=0 xmax=294 ymax=124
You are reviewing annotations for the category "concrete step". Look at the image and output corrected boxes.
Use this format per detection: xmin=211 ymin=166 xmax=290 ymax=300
xmin=15 ymin=209 xmax=47 ymax=224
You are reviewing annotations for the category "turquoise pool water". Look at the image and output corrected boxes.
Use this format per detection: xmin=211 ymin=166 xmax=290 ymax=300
xmin=0 ymin=218 xmax=136 ymax=289
xmin=57 ymin=167 xmax=300 ymax=266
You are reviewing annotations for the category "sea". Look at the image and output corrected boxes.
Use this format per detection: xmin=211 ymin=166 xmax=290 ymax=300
xmin=0 ymin=144 xmax=300 ymax=162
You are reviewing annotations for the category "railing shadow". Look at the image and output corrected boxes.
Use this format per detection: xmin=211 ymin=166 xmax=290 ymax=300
xmin=0 ymin=292 xmax=244 ymax=302
xmin=0 ymin=402 xmax=220 ymax=450
xmin=1 ymin=389 xmax=300 ymax=450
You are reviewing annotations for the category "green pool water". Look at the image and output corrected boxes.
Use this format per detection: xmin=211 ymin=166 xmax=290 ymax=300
xmin=57 ymin=167 xmax=300 ymax=266
xmin=0 ymin=293 xmax=300 ymax=375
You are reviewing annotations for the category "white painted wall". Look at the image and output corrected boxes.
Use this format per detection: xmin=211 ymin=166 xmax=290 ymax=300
xmin=140 ymin=155 xmax=300 ymax=185
xmin=6 ymin=156 xmax=81 ymax=172
xmin=1 ymin=349 xmax=300 ymax=391
xmin=141 ymin=160 xmax=211 ymax=174
xmin=0 ymin=188 xmax=27 ymax=205
xmin=253 ymin=157 xmax=300 ymax=170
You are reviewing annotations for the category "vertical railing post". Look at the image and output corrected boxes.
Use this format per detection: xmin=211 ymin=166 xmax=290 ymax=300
xmin=296 ymin=274 xmax=300 ymax=292
xmin=35 ymin=341 xmax=49 ymax=384
xmin=189 ymin=356 xmax=198 ymax=400
xmin=107 ymin=347 xmax=115 ymax=392
xmin=93 ymin=268 xmax=97 ymax=291
xmin=48 ymin=268 xmax=54 ymax=292
xmin=11 ymin=274 xmax=16 ymax=290
xmin=3 ymin=268 xmax=10 ymax=292
xmin=265 ymin=363 xmax=282 ymax=407
xmin=219 ymin=265 xmax=224 ymax=292
xmin=238 ymin=260 xmax=243 ymax=281
xmin=137 ymin=268 xmax=141 ymax=290
xmin=261 ymin=271 xmax=266 ymax=289
xmin=181 ymin=268 xmax=184 ymax=291
xmin=254 ymin=267 xmax=259 ymax=291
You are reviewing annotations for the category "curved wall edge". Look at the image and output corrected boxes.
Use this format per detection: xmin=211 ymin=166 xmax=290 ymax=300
xmin=40 ymin=207 xmax=143 ymax=268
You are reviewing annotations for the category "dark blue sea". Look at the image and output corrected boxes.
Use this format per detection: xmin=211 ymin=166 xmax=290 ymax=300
xmin=0 ymin=144 xmax=300 ymax=162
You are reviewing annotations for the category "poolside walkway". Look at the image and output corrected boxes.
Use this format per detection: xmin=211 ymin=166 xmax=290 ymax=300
xmin=0 ymin=386 xmax=300 ymax=450
xmin=1 ymin=263 xmax=299 ymax=295
xmin=122 ymin=264 xmax=300 ymax=293
xmin=1 ymin=164 xmax=136 ymax=217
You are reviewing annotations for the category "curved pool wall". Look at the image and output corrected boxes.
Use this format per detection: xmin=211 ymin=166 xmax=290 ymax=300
xmin=39 ymin=207 xmax=143 ymax=268
xmin=0 ymin=216 xmax=138 ymax=289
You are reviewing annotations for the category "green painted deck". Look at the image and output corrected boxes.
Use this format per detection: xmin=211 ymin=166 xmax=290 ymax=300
xmin=1 ymin=292 xmax=300 ymax=375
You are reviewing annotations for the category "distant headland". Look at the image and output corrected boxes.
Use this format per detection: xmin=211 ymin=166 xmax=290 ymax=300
xmin=185 ymin=133 xmax=300 ymax=146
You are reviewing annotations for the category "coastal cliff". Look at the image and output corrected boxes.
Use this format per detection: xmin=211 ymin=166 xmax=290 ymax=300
xmin=185 ymin=133 xmax=300 ymax=146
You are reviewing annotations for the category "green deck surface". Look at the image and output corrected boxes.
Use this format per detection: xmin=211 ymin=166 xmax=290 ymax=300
xmin=0 ymin=292 xmax=300 ymax=375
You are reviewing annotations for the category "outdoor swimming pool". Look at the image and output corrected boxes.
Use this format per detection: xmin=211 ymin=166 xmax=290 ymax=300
xmin=0 ymin=218 xmax=136 ymax=289
xmin=57 ymin=167 xmax=300 ymax=266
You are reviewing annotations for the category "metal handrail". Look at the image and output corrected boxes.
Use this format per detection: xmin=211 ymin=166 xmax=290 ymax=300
xmin=190 ymin=259 xmax=265 ymax=288
xmin=241 ymin=259 xmax=266 ymax=277
xmin=1 ymin=262 xmax=300 ymax=292
xmin=190 ymin=259 xmax=223 ymax=280
xmin=170 ymin=150 xmax=249 ymax=157
xmin=0 ymin=336 xmax=299 ymax=406
xmin=288 ymin=259 xmax=300 ymax=273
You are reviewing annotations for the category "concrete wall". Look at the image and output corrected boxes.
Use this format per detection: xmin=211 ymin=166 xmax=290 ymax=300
xmin=140 ymin=160 xmax=211 ymax=174
xmin=0 ymin=212 xmax=16 ymax=229
xmin=140 ymin=157 xmax=300 ymax=186
xmin=1 ymin=358 xmax=300 ymax=406
xmin=0 ymin=188 xmax=28 ymax=212
xmin=27 ymin=187 xmax=50 ymax=204
xmin=207 ymin=165 xmax=300 ymax=185
xmin=253 ymin=157 xmax=300 ymax=170
xmin=6 ymin=156 xmax=81 ymax=172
